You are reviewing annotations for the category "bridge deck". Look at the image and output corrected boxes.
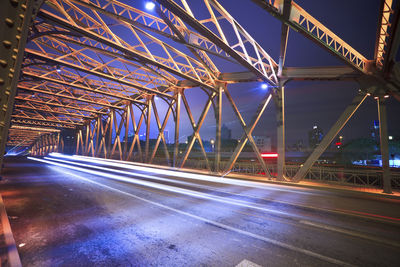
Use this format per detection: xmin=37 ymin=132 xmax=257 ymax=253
xmin=1 ymin=156 xmax=400 ymax=266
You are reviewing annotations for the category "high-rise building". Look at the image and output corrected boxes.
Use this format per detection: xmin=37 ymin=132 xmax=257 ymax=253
xmin=252 ymin=135 xmax=271 ymax=152
xmin=308 ymin=125 xmax=323 ymax=148
xmin=221 ymin=124 xmax=232 ymax=140
xmin=371 ymin=120 xmax=379 ymax=142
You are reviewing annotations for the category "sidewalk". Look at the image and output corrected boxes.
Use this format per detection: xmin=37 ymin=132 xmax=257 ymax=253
xmin=0 ymin=194 xmax=21 ymax=267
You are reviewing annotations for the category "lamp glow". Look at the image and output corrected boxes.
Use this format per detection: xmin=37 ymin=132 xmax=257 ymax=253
xmin=145 ymin=2 xmax=155 ymax=10
xmin=261 ymin=83 xmax=268 ymax=90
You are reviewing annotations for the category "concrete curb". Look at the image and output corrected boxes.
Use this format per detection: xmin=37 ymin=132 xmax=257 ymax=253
xmin=0 ymin=195 xmax=22 ymax=267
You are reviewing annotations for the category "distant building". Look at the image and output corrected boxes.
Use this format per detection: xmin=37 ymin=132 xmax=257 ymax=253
xmin=221 ymin=124 xmax=232 ymax=140
xmin=164 ymin=130 xmax=169 ymax=144
xmin=371 ymin=120 xmax=379 ymax=142
xmin=290 ymin=139 xmax=304 ymax=151
xmin=252 ymin=135 xmax=271 ymax=152
xmin=308 ymin=125 xmax=323 ymax=148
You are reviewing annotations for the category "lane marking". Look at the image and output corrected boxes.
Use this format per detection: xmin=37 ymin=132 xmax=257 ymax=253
xmin=235 ymin=259 xmax=262 ymax=267
xmin=54 ymin=166 xmax=355 ymax=267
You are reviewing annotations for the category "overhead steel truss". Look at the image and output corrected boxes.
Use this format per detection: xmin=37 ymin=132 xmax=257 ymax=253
xmin=1 ymin=0 xmax=399 ymax=193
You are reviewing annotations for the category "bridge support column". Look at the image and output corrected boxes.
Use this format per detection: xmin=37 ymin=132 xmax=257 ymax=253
xmin=0 ymin=0 xmax=35 ymax=171
xmin=173 ymin=90 xmax=181 ymax=167
xmin=275 ymin=86 xmax=286 ymax=181
xmin=145 ymin=96 xmax=152 ymax=163
xmin=377 ymin=97 xmax=392 ymax=194
xmin=215 ymin=83 xmax=224 ymax=172
xmin=107 ymin=111 xmax=114 ymax=159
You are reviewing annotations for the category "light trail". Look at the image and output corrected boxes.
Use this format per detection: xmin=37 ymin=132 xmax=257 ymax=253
xmin=49 ymin=153 xmax=313 ymax=195
xmin=30 ymin=156 xmax=296 ymax=218
xmin=46 ymin=154 xmax=400 ymax=225
xmin=29 ymin=156 xmax=400 ymax=251
xmin=47 ymin=164 xmax=354 ymax=267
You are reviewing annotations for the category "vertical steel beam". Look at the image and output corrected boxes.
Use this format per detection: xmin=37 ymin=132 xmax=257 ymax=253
xmin=293 ymin=93 xmax=368 ymax=182
xmin=173 ymin=90 xmax=181 ymax=167
xmin=278 ymin=1 xmax=291 ymax=76
xmin=124 ymin=104 xmax=130 ymax=160
xmin=107 ymin=111 xmax=114 ymax=158
xmin=215 ymin=83 xmax=223 ymax=172
xmin=145 ymin=96 xmax=152 ymax=162
xmin=75 ymin=129 xmax=80 ymax=155
xmin=56 ymin=132 xmax=60 ymax=153
xmin=0 ymin=0 xmax=35 ymax=171
xmin=377 ymin=97 xmax=392 ymax=193
xmin=84 ymin=122 xmax=90 ymax=156
xmin=275 ymin=86 xmax=286 ymax=181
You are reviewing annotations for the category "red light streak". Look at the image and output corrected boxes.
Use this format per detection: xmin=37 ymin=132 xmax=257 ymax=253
xmin=261 ymin=153 xmax=278 ymax=158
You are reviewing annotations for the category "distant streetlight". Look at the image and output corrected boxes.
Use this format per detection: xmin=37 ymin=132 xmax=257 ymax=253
xmin=210 ymin=138 xmax=215 ymax=152
xmin=261 ymin=83 xmax=268 ymax=90
xmin=389 ymin=136 xmax=393 ymax=140
xmin=145 ymin=1 xmax=155 ymax=10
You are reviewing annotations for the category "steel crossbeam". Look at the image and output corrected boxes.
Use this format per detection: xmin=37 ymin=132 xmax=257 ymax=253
xmin=252 ymin=0 xmax=369 ymax=73
xmin=157 ymin=0 xmax=279 ymax=85
xmin=38 ymin=7 xmax=216 ymax=90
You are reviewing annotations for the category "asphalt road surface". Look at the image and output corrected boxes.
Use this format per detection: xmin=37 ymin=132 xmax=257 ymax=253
xmin=1 ymin=154 xmax=400 ymax=267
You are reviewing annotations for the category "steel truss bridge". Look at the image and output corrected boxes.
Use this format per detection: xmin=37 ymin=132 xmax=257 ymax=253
xmin=1 ymin=0 xmax=399 ymax=193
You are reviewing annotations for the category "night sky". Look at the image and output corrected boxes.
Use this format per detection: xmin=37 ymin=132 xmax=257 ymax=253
xmin=148 ymin=0 xmax=400 ymax=148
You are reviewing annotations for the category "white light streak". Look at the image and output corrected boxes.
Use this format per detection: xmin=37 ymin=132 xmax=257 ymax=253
xmin=48 ymin=153 xmax=312 ymax=195
xmin=30 ymin=156 xmax=293 ymax=217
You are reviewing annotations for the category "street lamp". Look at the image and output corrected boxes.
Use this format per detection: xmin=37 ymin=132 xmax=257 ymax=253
xmin=210 ymin=138 xmax=215 ymax=152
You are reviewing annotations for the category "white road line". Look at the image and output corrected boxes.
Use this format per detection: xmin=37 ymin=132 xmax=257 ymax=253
xmin=235 ymin=259 xmax=262 ymax=267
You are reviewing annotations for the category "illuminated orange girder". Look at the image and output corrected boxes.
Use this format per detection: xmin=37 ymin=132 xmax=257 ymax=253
xmin=0 ymin=0 xmax=396 ymax=191
xmin=252 ymin=0 xmax=369 ymax=73
xmin=37 ymin=7 xmax=216 ymax=90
